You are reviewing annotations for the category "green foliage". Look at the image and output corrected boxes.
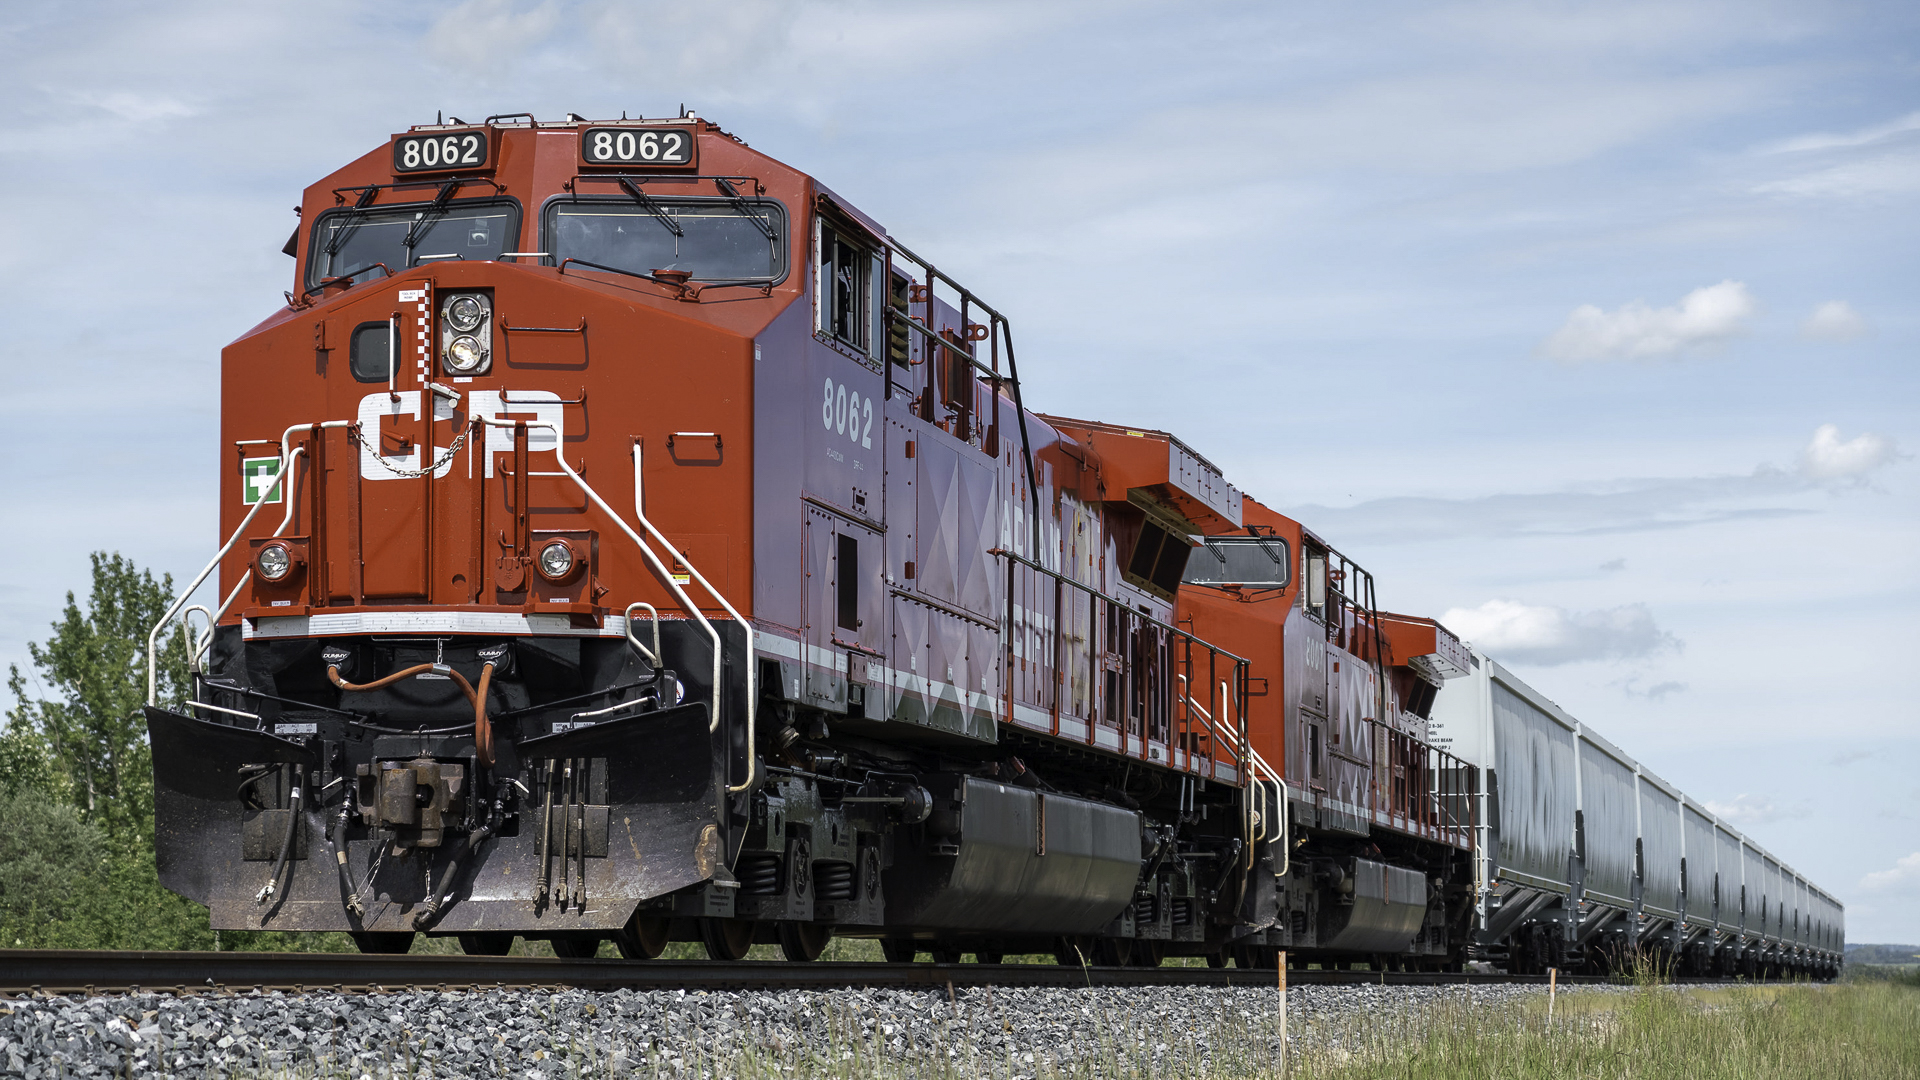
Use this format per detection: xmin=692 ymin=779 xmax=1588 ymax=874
xmin=6 ymin=551 xmax=191 ymax=832
xmin=4 ymin=551 xmax=204 ymax=950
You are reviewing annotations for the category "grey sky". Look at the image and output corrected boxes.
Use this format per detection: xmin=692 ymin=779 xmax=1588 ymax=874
xmin=2 ymin=0 xmax=1915 ymax=938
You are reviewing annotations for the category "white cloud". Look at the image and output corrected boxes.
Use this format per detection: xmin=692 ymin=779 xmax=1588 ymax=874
xmin=1800 ymin=300 xmax=1868 ymax=341
xmin=1761 ymin=111 xmax=1920 ymax=155
xmin=1860 ymin=851 xmax=1920 ymax=891
xmin=1703 ymin=794 xmax=1812 ymax=826
xmin=1294 ymin=425 xmax=1901 ymax=543
xmin=1754 ymin=153 xmax=1920 ymax=200
xmin=1540 ymin=280 xmax=1756 ymax=362
xmin=1799 ymin=424 xmax=1900 ymax=483
xmin=426 ymin=0 xmax=561 ymax=78
xmin=68 ymin=90 xmax=197 ymax=124
xmin=1441 ymin=598 xmax=1679 ymax=666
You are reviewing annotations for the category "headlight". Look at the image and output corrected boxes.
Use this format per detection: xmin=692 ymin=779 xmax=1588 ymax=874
xmin=445 ymin=295 xmax=485 ymax=332
xmin=257 ymin=543 xmax=292 ymax=582
xmin=446 ymin=335 xmax=487 ymax=372
xmin=538 ymin=540 xmax=575 ymax=581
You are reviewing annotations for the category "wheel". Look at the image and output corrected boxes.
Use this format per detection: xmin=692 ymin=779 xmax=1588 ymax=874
xmin=1131 ymin=941 xmax=1165 ymax=968
xmin=881 ymin=937 xmax=919 ymax=963
xmin=551 ymin=936 xmax=602 ymax=958
xmin=1231 ymin=943 xmax=1259 ymax=969
xmin=615 ymin=916 xmax=671 ymax=960
xmin=702 ymin=918 xmax=756 ymax=961
xmin=930 ymin=946 xmax=964 ymax=964
xmin=779 ymin=922 xmax=833 ymax=963
xmin=458 ymin=933 xmax=514 ymax=956
xmin=1206 ymin=950 xmax=1229 ymax=969
xmin=351 ymin=932 xmax=414 ymax=954
xmin=975 ymin=949 xmax=1005 ymax=964
xmin=1093 ymin=937 xmax=1134 ymax=966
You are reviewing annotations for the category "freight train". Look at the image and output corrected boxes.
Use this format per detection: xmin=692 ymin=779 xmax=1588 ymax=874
xmin=143 ymin=113 xmax=1839 ymax=976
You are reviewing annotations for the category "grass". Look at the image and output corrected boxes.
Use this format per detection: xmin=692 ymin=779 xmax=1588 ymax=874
xmin=1287 ymin=979 xmax=1920 ymax=1080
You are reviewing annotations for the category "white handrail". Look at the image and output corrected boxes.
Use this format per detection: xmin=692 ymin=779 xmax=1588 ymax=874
xmin=147 ymin=422 xmax=348 ymax=706
xmin=623 ymin=601 xmax=662 ymax=665
xmin=483 ymin=418 xmax=759 ymax=794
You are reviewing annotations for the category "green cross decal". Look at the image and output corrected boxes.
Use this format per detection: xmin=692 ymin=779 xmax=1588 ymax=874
xmin=242 ymin=457 xmax=283 ymax=505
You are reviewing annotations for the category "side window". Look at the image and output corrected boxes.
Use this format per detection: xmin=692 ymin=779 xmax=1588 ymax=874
xmin=1123 ymin=519 xmax=1193 ymax=598
xmin=349 ymin=321 xmax=393 ymax=383
xmin=887 ymin=272 xmax=911 ymax=366
xmin=818 ymin=221 xmax=869 ymax=352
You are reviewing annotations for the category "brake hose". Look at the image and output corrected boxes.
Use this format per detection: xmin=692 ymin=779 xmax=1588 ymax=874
xmin=255 ymin=766 xmax=302 ymax=905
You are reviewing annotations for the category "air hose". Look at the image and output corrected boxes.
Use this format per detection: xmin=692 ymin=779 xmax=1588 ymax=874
xmin=255 ymin=766 xmax=302 ymax=905
xmin=330 ymin=661 xmax=497 ymax=766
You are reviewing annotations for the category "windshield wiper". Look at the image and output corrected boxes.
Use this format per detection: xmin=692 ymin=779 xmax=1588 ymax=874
xmin=714 ymin=178 xmax=777 ymax=242
xmin=323 ymin=186 xmax=382 ymax=258
xmin=617 ymin=177 xmax=684 ymax=239
xmin=402 ymin=181 xmax=461 ymax=258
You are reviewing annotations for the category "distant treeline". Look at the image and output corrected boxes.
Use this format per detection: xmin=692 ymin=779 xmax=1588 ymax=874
xmin=1847 ymin=944 xmax=1920 ymax=966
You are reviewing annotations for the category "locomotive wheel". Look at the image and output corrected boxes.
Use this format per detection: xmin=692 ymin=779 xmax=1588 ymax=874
xmin=1206 ymin=950 xmax=1229 ymax=969
xmin=1230 ymin=943 xmax=1258 ymax=968
xmin=975 ymin=949 xmax=1006 ymax=964
xmin=615 ymin=916 xmax=672 ymax=960
xmin=1131 ymin=941 xmax=1165 ymax=968
xmin=1053 ymin=938 xmax=1088 ymax=966
xmin=930 ymin=946 xmax=964 ymax=964
xmin=779 ymin=922 xmax=834 ymax=963
xmin=458 ymin=933 xmax=514 ymax=956
xmin=881 ymin=938 xmax=919 ymax=963
xmin=351 ymin=932 xmax=415 ymax=954
xmin=702 ymin=918 xmax=757 ymax=961
xmin=550 ymin=936 xmax=602 ymax=959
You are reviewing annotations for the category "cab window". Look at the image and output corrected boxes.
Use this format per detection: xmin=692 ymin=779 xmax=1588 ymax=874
xmin=1183 ymin=537 xmax=1290 ymax=589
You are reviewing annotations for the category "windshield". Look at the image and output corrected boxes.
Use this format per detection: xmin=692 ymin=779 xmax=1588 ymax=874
xmin=307 ymin=199 xmax=521 ymax=289
xmin=1183 ymin=538 xmax=1290 ymax=588
xmin=545 ymin=197 xmax=785 ymax=283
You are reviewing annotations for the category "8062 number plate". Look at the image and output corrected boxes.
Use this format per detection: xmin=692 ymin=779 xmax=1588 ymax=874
xmin=580 ymin=126 xmax=696 ymax=167
xmin=393 ymin=130 xmax=490 ymax=173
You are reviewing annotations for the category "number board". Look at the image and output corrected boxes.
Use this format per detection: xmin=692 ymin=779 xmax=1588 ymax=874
xmin=392 ymin=130 xmax=491 ymax=174
xmin=580 ymin=126 xmax=697 ymax=168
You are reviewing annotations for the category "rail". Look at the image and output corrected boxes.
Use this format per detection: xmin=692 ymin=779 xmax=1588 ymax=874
xmin=0 ymin=949 xmax=1674 ymax=995
xmin=147 ymin=421 xmax=352 ymax=706
xmin=478 ymin=417 xmax=759 ymax=794
xmin=1359 ymin=714 xmax=1476 ymax=850
xmin=995 ymin=549 xmax=1250 ymax=783
xmin=883 ymin=237 xmax=1042 ymax=557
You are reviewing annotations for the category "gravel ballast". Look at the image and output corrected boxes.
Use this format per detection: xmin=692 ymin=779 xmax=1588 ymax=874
xmin=0 ymin=980 xmax=1624 ymax=1078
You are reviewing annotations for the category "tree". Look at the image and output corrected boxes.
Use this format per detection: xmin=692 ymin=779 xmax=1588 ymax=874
xmin=4 ymin=551 xmax=355 ymax=952
xmin=6 ymin=552 xmax=192 ymax=834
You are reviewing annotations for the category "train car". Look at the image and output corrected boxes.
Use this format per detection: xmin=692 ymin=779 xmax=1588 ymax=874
xmin=1429 ymin=651 xmax=1841 ymax=978
xmin=139 ymin=112 xmax=1838 ymax=974
xmin=137 ymin=113 xmax=1467 ymax=966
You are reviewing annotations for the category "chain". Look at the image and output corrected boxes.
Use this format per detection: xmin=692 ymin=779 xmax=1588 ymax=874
xmin=350 ymin=422 xmax=471 ymax=479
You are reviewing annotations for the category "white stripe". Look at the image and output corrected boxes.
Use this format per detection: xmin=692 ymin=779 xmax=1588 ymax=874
xmin=245 ymin=611 xmax=632 ymax=639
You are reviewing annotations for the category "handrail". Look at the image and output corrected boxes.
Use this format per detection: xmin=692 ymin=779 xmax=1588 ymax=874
xmin=147 ymin=422 xmax=350 ymax=706
xmin=993 ymin=550 xmax=1250 ymax=668
xmin=623 ymin=602 xmax=661 ymax=665
xmin=480 ymin=418 xmax=760 ymax=796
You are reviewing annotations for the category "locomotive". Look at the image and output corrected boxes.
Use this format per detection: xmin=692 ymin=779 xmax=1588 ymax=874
xmin=143 ymin=113 xmax=1839 ymax=975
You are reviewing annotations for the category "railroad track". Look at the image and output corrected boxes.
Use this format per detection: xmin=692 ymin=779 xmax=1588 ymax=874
xmin=0 ymin=950 xmax=1628 ymax=995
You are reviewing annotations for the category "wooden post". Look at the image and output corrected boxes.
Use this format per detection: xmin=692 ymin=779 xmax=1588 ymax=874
xmin=1278 ymin=949 xmax=1288 ymax=1076
xmin=1548 ymin=966 xmax=1558 ymax=1024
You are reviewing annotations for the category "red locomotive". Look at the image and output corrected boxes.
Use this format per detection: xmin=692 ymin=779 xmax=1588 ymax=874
xmin=144 ymin=113 xmax=1828 ymax=976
